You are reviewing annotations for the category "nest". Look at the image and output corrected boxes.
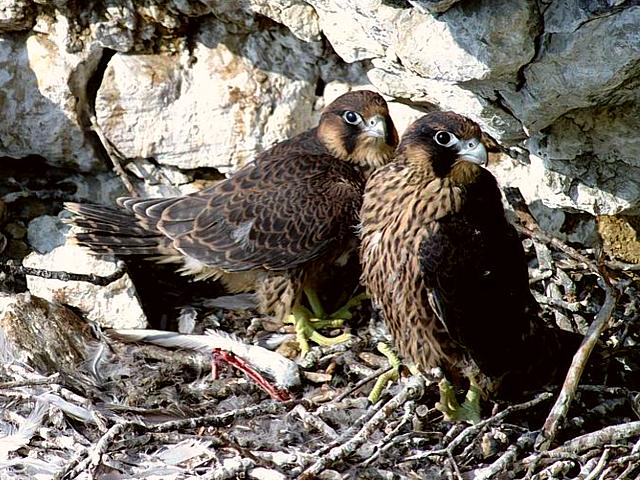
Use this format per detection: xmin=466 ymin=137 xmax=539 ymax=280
xmin=1 ymin=190 xmax=640 ymax=479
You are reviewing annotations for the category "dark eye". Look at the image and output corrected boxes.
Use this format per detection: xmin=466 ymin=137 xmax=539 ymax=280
xmin=434 ymin=131 xmax=458 ymax=147
xmin=343 ymin=111 xmax=362 ymax=125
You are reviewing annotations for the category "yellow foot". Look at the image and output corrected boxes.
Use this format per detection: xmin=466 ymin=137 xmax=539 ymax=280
xmin=328 ymin=291 xmax=368 ymax=320
xmin=436 ymin=378 xmax=481 ymax=424
xmin=368 ymin=342 xmax=402 ymax=403
xmin=284 ymin=306 xmax=351 ymax=357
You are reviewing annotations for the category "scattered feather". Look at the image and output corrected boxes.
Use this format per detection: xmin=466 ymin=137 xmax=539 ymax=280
xmin=0 ymin=401 xmax=48 ymax=460
xmin=109 ymin=328 xmax=301 ymax=389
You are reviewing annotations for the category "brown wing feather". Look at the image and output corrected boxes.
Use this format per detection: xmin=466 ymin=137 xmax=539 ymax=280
xmin=149 ymin=132 xmax=364 ymax=272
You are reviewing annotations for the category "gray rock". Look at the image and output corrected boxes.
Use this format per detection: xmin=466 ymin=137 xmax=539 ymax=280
xmin=304 ymin=0 xmax=401 ymax=62
xmin=395 ymin=0 xmax=540 ymax=83
xmin=367 ymin=58 xmax=524 ymax=142
xmin=408 ymin=0 xmax=462 ymax=14
xmin=95 ymin=16 xmax=321 ymax=172
xmin=1 ymin=0 xmax=640 ymax=230
xmin=0 ymin=14 xmax=102 ymax=171
xmin=27 ymin=214 xmax=69 ymax=254
xmin=0 ymin=0 xmax=34 ymax=31
xmin=90 ymin=0 xmax=137 ymax=51
xmin=513 ymin=101 xmax=640 ymax=215
xmin=23 ymin=244 xmax=147 ymax=329
xmin=241 ymin=0 xmax=321 ymax=42
xmin=500 ymin=6 xmax=640 ymax=131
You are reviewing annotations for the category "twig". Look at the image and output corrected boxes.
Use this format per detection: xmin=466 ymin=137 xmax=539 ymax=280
xmin=504 ymin=187 xmax=621 ymax=451
xmin=407 ymin=392 xmax=553 ymax=461
xmin=524 ymin=422 xmax=640 ymax=469
xmin=473 ymin=432 xmax=537 ymax=480
xmin=148 ymin=398 xmax=308 ymax=432
xmin=54 ymin=420 xmax=134 ymax=480
xmin=583 ymin=447 xmax=610 ymax=480
xmin=293 ymin=404 xmax=338 ymax=439
xmin=298 ymin=375 xmax=425 ymax=479
xmin=361 ymin=399 xmax=417 ymax=466
xmin=603 ymin=451 xmax=640 ymax=479
xmin=535 ymin=279 xmax=618 ymax=450
xmin=0 ymin=373 xmax=61 ymax=389
xmin=0 ymin=261 xmax=127 ymax=286
xmin=89 ymin=115 xmax=137 ymax=196
xmin=605 ymin=259 xmax=640 ymax=272
xmin=531 ymin=291 xmax=584 ymax=313
xmin=331 ymin=366 xmax=393 ymax=404
xmin=504 ymin=187 xmax=600 ymax=275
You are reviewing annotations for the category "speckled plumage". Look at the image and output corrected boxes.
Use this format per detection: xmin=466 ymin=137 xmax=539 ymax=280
xmin=360 ymin=111 xmax=579 ymax=399
xmin=66 ymin=90 xmax=398 ymax=322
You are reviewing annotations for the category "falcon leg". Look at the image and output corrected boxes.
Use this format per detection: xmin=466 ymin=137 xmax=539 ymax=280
xmin=435 ymin=378 xmax=481 ymax=424
xmin=304 ymin=287 xmax=326 ymax=318
xmin=368 ymin=342 xmax=401 ymax=403
xmin=285 ymin=305 xmax=351 ymax=357
xmin=368 ymin=343 xmax=421 ymax=403
xmin=328 ymin=291 xmax=369 ymax=320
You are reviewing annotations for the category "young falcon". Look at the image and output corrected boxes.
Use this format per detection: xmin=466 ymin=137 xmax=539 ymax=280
xmin=66 ymin=90 xmax=399 ymax=355
xmin=360 ymin=112 xmax=580 ymax=422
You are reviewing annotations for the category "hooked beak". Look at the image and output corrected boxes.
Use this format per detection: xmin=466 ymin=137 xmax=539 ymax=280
xmin=456 ymin=137 xmax=487 ymax=166
xmin=363 ymin=114 xmax=387 ymax=139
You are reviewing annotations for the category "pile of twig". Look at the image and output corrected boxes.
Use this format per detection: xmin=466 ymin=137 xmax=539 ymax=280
xmin=1 ymin=189 xmax=640 ymax=479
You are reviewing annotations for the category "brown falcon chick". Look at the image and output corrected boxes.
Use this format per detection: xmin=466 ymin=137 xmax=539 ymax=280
xmin=66 ymin=90 xmax=398 ymax=356
xmin=360 ymin=112 xmax=580 ymax=421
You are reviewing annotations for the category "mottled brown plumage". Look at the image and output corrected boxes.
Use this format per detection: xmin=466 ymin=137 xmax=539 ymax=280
xmin=67 ymin=90 xmax=398 ymax=325
xmin=360 ymin=111 xmax=580 ymax=401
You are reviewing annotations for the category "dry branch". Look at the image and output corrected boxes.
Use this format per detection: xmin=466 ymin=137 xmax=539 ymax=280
xmin=89 ymin=115 xmax=137 ymax=196
xmin=298 ymin=375 xmax=425 ymax=478
xmin=536 ymin=281 xmax=618 ymax=450
xmin=0 ymin=261 xmax=127 ymax=286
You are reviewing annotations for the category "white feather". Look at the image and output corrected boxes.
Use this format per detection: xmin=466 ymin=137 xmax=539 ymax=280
xmin=110 ymin=329 xmax=301 ymax=389
xmin=0 ymin=401 xmax=48 ymax=460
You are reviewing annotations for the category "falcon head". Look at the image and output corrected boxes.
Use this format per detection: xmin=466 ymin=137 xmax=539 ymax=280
xmin=399 ymin=111 xmax=489 ymax=179
xmin=317 ymin=90 xmax=399 ymax=170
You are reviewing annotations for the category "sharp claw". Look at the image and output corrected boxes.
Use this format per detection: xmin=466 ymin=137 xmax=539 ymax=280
xmin=436 ymin=379 xmax=481 ymax=424
xmin=285 ymin=290 xmax=359 ymax=357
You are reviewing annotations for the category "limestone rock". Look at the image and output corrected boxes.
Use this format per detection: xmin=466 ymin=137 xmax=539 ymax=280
xmin=0 ymin=292 xmax=94 ymax=376
xmin=23 ymin=244 xmax=147 ymax=329
xmin=0 ymin=0 xmax=34 ymax=31
xmin=0 ymin=14 xmax=102 ymax=171
xmin=524 ymin=102 xmax=640 ymax=215
xmin=304 ymin=0 xmax=401 ymax=62
xmin=395 ymin=0 xmax=539 ymax=83
xmin=95 ymin=16 xmax=321 ymax=172
xmin=408 ymin=0 xmax=462 ymax=14
xmin=501 ymin=6 xmax=640 ymax=131
xmin=90 ymin=0 xmax=137 ymax=51
xmin=27 ymin=214 xmax=68 ymax=254
xmin=241 ymin=0 xmax=321 ymax=42
xmin=368 ymin=59 xmax=524 ymax=141
xmin=1 ymin=0 xmax=640 ymax=231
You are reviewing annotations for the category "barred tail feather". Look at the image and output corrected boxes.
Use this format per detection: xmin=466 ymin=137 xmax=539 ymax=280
xmin=64 ymin=202 xmax=172 ymax=256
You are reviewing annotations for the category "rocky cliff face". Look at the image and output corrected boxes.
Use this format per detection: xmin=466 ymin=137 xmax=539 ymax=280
xmin=1 ymin=0 xmax=639 ymax=244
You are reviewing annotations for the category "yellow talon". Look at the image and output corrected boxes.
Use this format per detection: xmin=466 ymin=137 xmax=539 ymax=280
xmin=285 ymin=305 xmax=352 ymax=358
xmin=368 ymin=342 xmax=402 ymax=403
xmin=436 ymin=378 xmax=481 ymax=424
